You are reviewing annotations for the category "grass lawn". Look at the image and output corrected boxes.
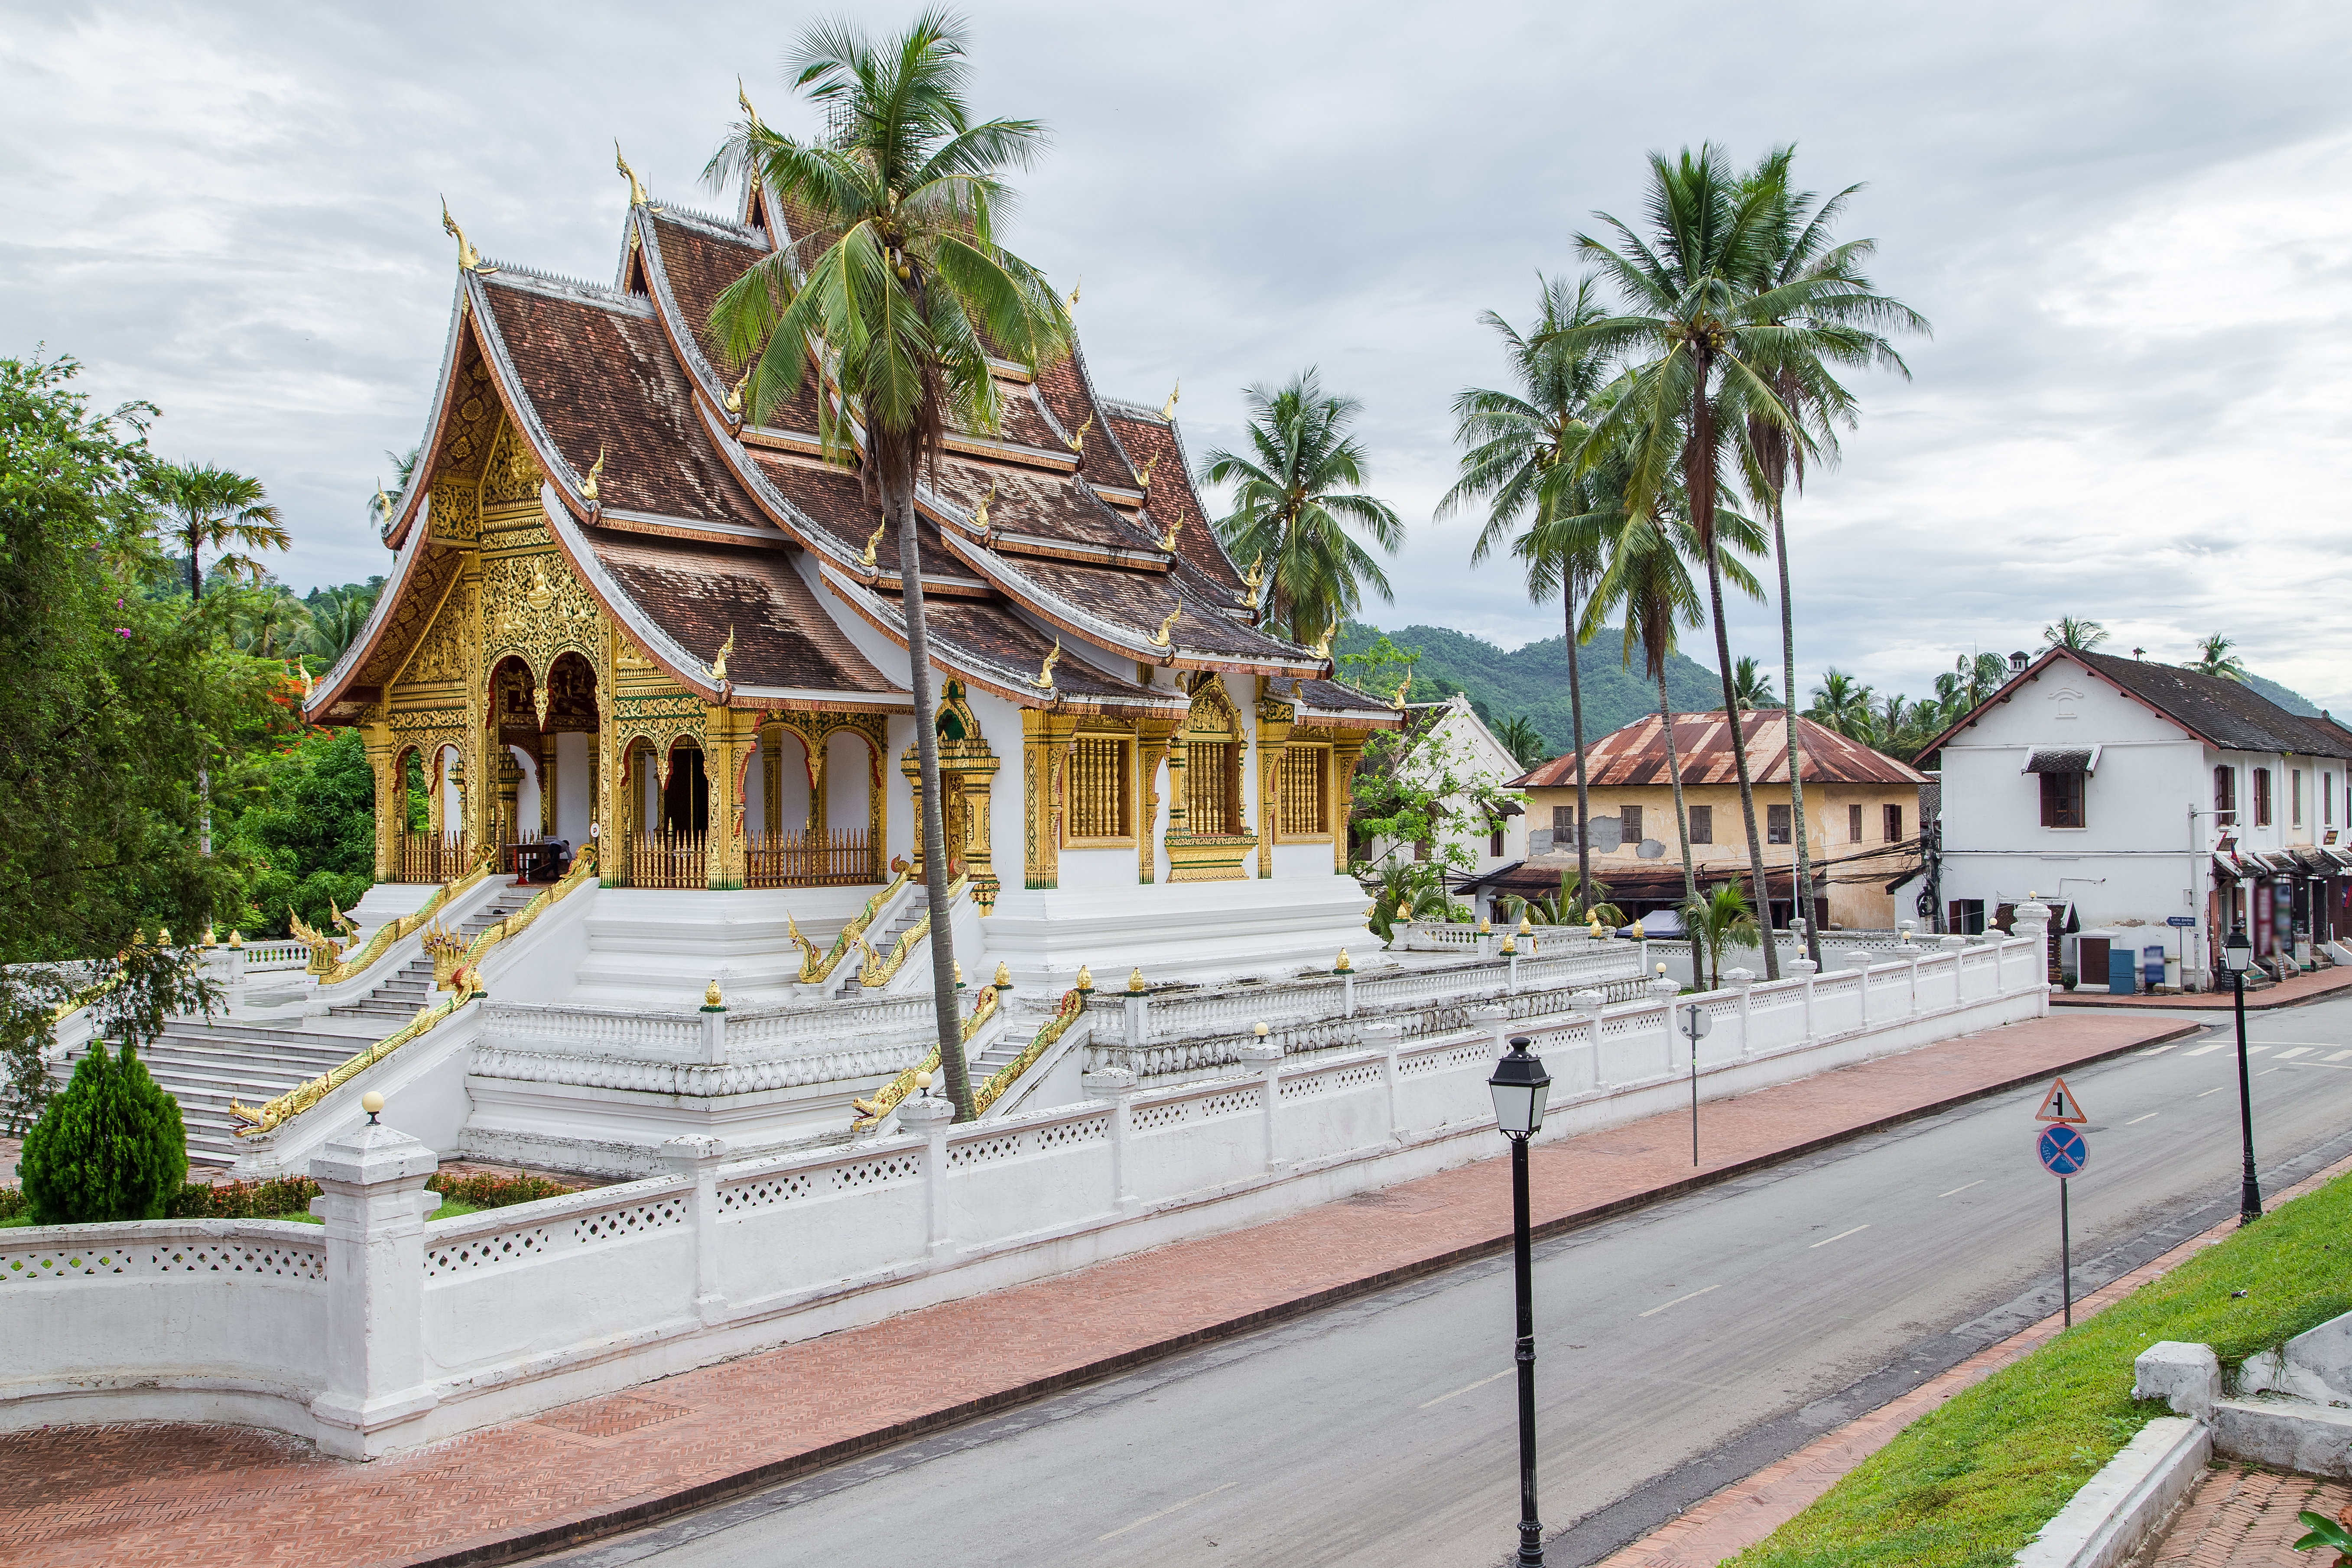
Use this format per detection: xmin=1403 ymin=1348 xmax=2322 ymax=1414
xmin=1727 ymin=1169 xmax=2352 ymax=1568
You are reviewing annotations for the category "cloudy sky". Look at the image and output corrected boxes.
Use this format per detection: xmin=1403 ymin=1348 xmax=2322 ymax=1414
xmin=8 ymin=1 xmax=2351 ymax=709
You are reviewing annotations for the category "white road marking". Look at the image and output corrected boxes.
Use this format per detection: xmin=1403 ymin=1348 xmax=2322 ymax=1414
xmin=2198 ymin=1087 xmax=2225 ymax=1097
xmin=2259 ymin=1067 xmax=2282 ymax=1075
xmin=1418 ymin=1369 xmax=1513 ymax=1410
xmin=2281 ymin=1061 xmax=2352 ymax=1071
xmin=2329 ymin=1050 xmax=2352 ymax=1062
xmin=2183 ymin=1042 xmax=2229 ymax=1057
xmin=2274 ymin=1048 xmax=2311 ymax=1059
xmin=1938 ymin=1180 xmax=1985 ymax=1198
xmin=1808 ymin=1224 xmax=1871 ymax=1249
xmin=1638 ymin=1284 xmax=1722 ymax=1318
xmin=2126 ymin=1113 xmax=2160 ymax=1125
xmin=2245 ymin=1045 xmax=2271 ymax=1055
xmin=2137 ymin=1044 xmax=2180 ymax=1057
xmin=1097 ymin=1482 xmax=1239 ymax=1542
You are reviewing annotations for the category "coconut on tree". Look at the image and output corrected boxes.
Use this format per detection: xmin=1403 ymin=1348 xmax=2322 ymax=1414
xmin=706 ymin=9 xmax=1071 ymax=1121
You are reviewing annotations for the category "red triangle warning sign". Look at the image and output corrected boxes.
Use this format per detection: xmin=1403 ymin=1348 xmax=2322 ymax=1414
xmin=2035 ymin=1077 xmax=2088 ymax=1125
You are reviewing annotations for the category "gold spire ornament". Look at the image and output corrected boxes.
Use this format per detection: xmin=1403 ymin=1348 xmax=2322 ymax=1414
xmin=970 ymin=481 xmax=996 ymax=537
xmin=1159 ymin=382 xmax=1179 ymax=422
xmin=1030 ymin=636 xmax=1062 ymax=692
xmin=1066 ymin=276 xmax=1081 ymax=309
xmin=724 ymin=370 xmax=749 ymax=418
xmin=1156 ymin=515 xmax=1182 ymax=553
xmin=581 ymin=445 xmax=605 ymax=503
xmin=1075 ymin=963 xmax=1095 ymax=992
xmin=1135 ymin=453 xmax=1158 ymax=489
xmin=1392 ymin=676 xmax=1411 ymax=709
xmin=440 ymin=199 xmax=496 ymax=274
xmin=737 ymin=78 xmax=760 ymax=125
xmin=374 ymin=480 xmax=394 ymax=523
xmin=1241 ymin=555 xmax=1265 ymax=609
xmin=1149 ymin=603 xmax=1181 ymax=649
xmin=1310 ymin=622 xmax=1334 ymax=662
xmin=860 ymin=514 xmax=887 ymax=568
xmin=994 ymin=961 xmax=1012 ymax=990
xmin=614 ymin=142 xmax=658 ymax=210
xmin=1068 ymin=415 xmax=1092 ymax=455
xmin=709 ymin=625 xmax=736 ymax=685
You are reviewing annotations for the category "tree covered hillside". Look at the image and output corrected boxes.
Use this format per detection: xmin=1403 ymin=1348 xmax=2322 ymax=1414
xmin=1335 ymin=621 xmax=1726 ymax=757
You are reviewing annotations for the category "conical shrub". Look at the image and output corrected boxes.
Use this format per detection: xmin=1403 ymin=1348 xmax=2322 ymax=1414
xmin=18 ymin=1041 xmax=188 ymax=1224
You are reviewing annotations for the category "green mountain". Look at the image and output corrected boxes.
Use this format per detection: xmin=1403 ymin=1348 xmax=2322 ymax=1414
xmin=2247 ymin=672 xmax=2320 ymax=717
xmin=1335 ymin=621 xmax=1731 ymax=758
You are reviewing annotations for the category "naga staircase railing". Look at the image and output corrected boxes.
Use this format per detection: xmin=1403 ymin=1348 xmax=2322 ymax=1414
xmin=787 ymin=872 xmax=909 ymax=985
xmin=848 ymin=980 xmax=1004 ymax=1132
xmin=858 ymin=875 xmax=970 ymax=990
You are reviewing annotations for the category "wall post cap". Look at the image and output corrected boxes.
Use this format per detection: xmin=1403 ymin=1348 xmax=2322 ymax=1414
xmin=309 ymin=1120 xmax=436 ymax=1188
xmin=1723 ymin=967 xmax=1757 ymax=988
xmin=659 ymin=1134 xmax=727 ymax=1169
xmin=898 ymin=1093 xmax=954 ymax=1127
xmin=1080 ymin=1065 xmax=1139 ymax=1099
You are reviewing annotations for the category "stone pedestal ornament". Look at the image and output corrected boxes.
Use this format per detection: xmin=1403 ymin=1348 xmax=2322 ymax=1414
xmin=306 ymin=1104 xmax=441 ymax=1459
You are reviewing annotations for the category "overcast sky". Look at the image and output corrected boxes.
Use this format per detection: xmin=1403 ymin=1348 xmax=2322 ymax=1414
xmin=8 ymin=1 xmax=2352 ymax=710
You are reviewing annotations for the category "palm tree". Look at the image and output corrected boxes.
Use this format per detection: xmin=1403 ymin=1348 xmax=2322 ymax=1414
xmin=367 ymin=445 xmax=423 ymax=527
xmin=305 ymin=584 xmax=379 ymax=664
xmin=1494 ymin=715 xmax=1548 ymax=769
xmin=1808 ymin=669 xmax=1874 ymax=739
xmin=2043 ymin=616 xmax=2109 ymax=651
xmin=229 ymin=585 xmax=313 ymax=659
xmin=2190 ymin=633 xmax=2250 ymax=683
xmin=1439 ymin=276 xmax=1615 ymax=917
xmin=1571 ymin=147 xmax=1855 ymax=978
xmin=1204 ymin=369 xmax=1403 ymax=646
xmin=147 ymin=462 xmax=288 ymax=600
xmin=1956 ymin=650 xmax=2009 ymax=708
xmin=1731 ymin=655 xmax=1778 ymax=708
xmin=707 ymin=10 xmax=1070 ymax=1122
xmin=1736 ymin=149 xmax=1927 ymax=961
xmin=1681 ymin=880 xmax=1760 ymax=992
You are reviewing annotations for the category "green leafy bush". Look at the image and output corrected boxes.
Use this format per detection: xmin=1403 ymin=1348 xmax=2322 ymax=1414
xmin=18 ymin=1042 xmax=188 ymax=1223
xmin=427 ymin=1170 xmax=572 ymax=1209
xmin=165 ymin=1174 xmax=321 ymax=1218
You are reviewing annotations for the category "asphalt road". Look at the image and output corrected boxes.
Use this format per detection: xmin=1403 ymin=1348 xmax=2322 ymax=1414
xmin=547 ymin=1000 xmax=2352 ymax=1568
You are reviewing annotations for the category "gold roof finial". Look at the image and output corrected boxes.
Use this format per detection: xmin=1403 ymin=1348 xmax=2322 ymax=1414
xmin=1149 ymin=602 xmax=1181 ymax=649
xmin=581 ymin=445 xmax=606 ymax=503
xmin=971 ymin=480 xmax=996 ymax=537
xmin=614 ymin=141 xmax=656 ymax=210
xmin=724 ymin=369 xmax=749 ymax=417
xmin=1068 ymin=415 xmax=1092 ymax=455
xmin=440 ymin=198 xmax=496 ymax=275
xmin=1066 ymin=276 xmax=1081 ymax=310
xmin=1392 ymin=676 xmax=1411 ymax=709
xmin=1156 ymin=515 xmax=1182 ymax=554
xmin=374 ymin=480 xmax=393 ymax=522
xmin=1029 ymin=636 xmax=1061 ymax=692
xmin=860 ymin=514 xmax=887 ymax=568
xmin=1135 ymin=452 xmax=1158 ymax=490
xmin=1311 ymin=622 xmax=1334 ymax=662
xmin=1241 ymin=555 xmax=1265 ymax=609
xmin=737 ymin=78 xmax=760 ymax=125
xmin=1335 ymin=948 xmax=1352 ymax=973
xmin=709 ymin=625 xmax=736 ymax=685
xmin=1159 ymin=382 xmax=1179 ymax=422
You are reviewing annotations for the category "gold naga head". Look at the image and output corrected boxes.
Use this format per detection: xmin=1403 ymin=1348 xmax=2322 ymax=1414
xmin=709 ymin=625 xmax=736 ymax=685
xmin=1392 ymin=676 xmax=1411 ymax=709
xmin=1030 ymin=636 xmax=1061 ymax=691
xmin=971 ymin=480 xmax=997 ymax=537
xmin=614 ymin=141 xmax=656 ymax=210
xmin=1241 ymin=555 xmax=1265 ymax=609
xmin=1159 ymin=382 xmax=1179 ymax=422
xmin=737 ymin=78 xmax=760 ymax=126
xmin=1068 ymin=415 xmax=1093 ymax=455
xmin=440 ymin=198 xmax=495 ymax=274
xmin=581 ymin=445 xmax=606 ymax=503
xmin=374 ymin=480 xmax=394 ymax=523
xmin=1149 ymin=602 xmax=1181 ymax=649
xmin=724 ymin=370 xmax=750 ymax=417
xmin=1156 ymin=515 xmax=1183 ymax=554
xmin=1310 ymin=622 xmax=1334 ymax=662
xmin=1066 ymin=276 xmax=1082 ymax=310
xmin=860 ymin=514 xmax=887 ymax=568
xmin=1135 ymin=453 xmax=1158 ymax=490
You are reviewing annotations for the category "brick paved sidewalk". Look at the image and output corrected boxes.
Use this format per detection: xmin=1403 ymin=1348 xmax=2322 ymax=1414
xmin=2144 ymin=1467 xmax=2351 ymax=1567
xmin=0 ymin=1010 xmax=2193 ymax=1568
xmin=2053 ymin=966 xmax=2352 ymax=1010
xmin=1593 ymin=1148 xmax=2352 ymax=1567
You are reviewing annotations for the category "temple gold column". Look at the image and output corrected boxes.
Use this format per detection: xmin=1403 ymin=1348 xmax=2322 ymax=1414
xmin=1020 ymin=707 xmax=1080 ymax=889
xmin=1254 ymin=698 xmax=1295 ymax=879
xmin=1329 ymin=735 xmax=1367 ymax=873
xmin=704 ymin=704 xmax=757 ymax=891
xmin=363 ymin=719 xmax=397 ymax=883
xmin=760 ymin=722 xmax=782 ymax=839
xmin=1134 ymin=716 xmax=1177 ymax=884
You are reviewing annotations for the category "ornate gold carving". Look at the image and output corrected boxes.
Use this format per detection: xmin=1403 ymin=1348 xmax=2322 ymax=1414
xmin=1160 ymin=383 xmax=1179 ymax=421
xmin=861 ymin=514 xmax=887 ymax=569
xmin=581 ymin=446 xmax=606 ymax=503
xmin=1068 ymin=415 xmax=1092 ymax=454
xmin=1149 ymin=603 xmax=1181 ymax=650
xmin=482 ymin=421 xmax=543 ymax=508
xmin=1030 ymin=636 xmax=1061 ymax=694
xmin=614 ymin=141 xmax=658 ymax=210
xmin=441 ymin=199 xmax=496 ymax=274
xmin=1156 ymin=515 xmax=1182 ymax=553
xmin=971 ymin=481 xmax=996 ymax=539
xmin=1066 ymin=276 xmax=1082 ymax=310
xmin=1242 ymin=555 xmax=1265 ymax=609
xmin=483 ymin=552 xmax=600 ymax=677
xmin=708 ymin=626 xmax=735 ymax=685
xmin=1136 ymin=453 xmax=1157 ymax=490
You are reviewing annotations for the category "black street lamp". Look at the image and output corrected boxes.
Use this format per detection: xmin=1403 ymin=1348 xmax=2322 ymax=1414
xmin=1489 ymin=1035 xmax=1553 ymax=1568
xmin=2219 ymin=925 xmax=2262 ymax=1225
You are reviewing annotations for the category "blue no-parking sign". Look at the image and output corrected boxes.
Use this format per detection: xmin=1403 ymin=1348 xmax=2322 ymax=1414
xmin=2038 ymin=1123 xmax=2089 ymax=1178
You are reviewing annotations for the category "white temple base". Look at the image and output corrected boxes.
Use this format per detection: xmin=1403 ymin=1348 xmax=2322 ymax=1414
xmin=562 ymin=886 xmax=889 ymax=1010
xmin=977 ymin=875 xmax=1380 ymax=993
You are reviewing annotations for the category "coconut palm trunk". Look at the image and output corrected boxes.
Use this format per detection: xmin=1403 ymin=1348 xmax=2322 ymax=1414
xmin=1659 ymin=673 xmax=1696 ymax=903
xmin=1771 ymin=502 xmax=1819 ymax=962
xmin=1565 ymin=584 xmax=1592 ymax=918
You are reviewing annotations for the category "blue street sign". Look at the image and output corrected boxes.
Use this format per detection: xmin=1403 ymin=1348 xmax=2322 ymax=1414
xmin=2166 ymin=915 xmax=2197 ymax=928
xmin=2038 ymin=1123 xmax=2089 ymax=1178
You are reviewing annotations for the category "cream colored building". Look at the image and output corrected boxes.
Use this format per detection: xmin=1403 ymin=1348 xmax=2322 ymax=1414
xmin=1487 ymin=710 xmax=1926 ymax=929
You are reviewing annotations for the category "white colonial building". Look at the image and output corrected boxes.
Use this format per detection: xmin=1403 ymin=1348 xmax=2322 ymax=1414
xmin=1921 ymin=647 xmax=2352 ymax=989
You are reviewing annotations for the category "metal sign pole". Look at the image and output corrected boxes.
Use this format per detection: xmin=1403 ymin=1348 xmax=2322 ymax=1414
xmin=1677 ymin=1002 xmax=1711 ymax=1168
xmin=2060 ymin=1179 xmax=2072 ymax=1328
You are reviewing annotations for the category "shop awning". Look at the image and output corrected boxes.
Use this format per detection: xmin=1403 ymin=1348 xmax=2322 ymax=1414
xmin=2021 ymin=745 xmax=2102 ymax=774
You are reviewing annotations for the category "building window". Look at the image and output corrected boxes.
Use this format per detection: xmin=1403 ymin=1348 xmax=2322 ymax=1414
xmin=1278 ymin=745 xmax=1328 ymax=836
xmin=2328 ymin=772 xmax=2336 ymax=827
xmin=1066 ymin=735 xmax=1131 ymax=841
xmin=1884 ymin=804 xmax=1904 ymax=841
xmin=1767 ymin=804 xmax=1791 ymax=844
xmin=1949 ymin=899 xmax=1986 ymax=935
xmin=1552 ymin=804 xmax=1577 ymax=838
xmin=2293 ymin=769 xmax=2303 ymax=827
xmin=2215 ymin=765 xmax=2237 ymax=827
xmin=2254 ymin=767 xmax=2272 ymax=828
xmin=2039 ymin=770 xmax=2085 ymax=829
xmin=1489 ymin=828 xmax=1504 ymax=857
xmin=1689 ymin=805 xmax=1713 ymax=844
xmin=1185 ymin=742 xmax=1234 ymax=834
xmin=1621 ymin=805 xmax=1643 ymax=847
xmin=1848 ymin=804 xmax=1863 ymax=842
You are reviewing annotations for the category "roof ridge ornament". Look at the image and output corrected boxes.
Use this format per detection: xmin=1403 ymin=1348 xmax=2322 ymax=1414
xmin=1310 ymin=621 xmax=1333 ymax=662
xmin=1241 ymin=555 xmax=1265 ymax=610
xmin=440 ymin=198 xmax=497 ymax=275
xmin=1066 ymin=276 xmax=1081 ymax=310
xmin=1068 ymin=415 xmax=1092 ymax=456
xmin=724 ymin=369 xmax=749 ymax=422
xmin=1149 ymin=601 xmax=1181 ymax=653
xmin=1135 ymin=452 xmax=1157 ymax=490
xmin=1156 ymin=514 xmax=1182 ymax=554
xmin=971 ymin=480 xmax=996 ymax=541
xmin=860 ymin=513 xmax=887 ymax=571
xmin=737 ymin=78 xmax=761 ymax=126
xmin=708 ymin=625 xmax=735 ymax=689
xmin=1392 ymin=677 xmax=1411 ymax=710
xmin=1160 ymin=382 xmax=1179 ymax=422
xmin=614 ymin=143 xmax=661 ymax=211
xmin=581 ymin=445 xmax=606 ymax=506
xmin=1030 ymin=636 xmax=1061 ymax=695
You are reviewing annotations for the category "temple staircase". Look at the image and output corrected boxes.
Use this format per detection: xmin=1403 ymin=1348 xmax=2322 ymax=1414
xmin=330 ymin=888 xmax=537 ymax=1023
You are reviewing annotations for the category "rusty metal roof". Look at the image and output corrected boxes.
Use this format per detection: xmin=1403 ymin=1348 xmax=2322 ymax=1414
xmin=1507 ymin=711 xmax=1926 ymax=789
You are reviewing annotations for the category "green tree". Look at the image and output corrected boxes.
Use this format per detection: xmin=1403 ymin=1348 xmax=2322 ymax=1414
xmin=18 ymin=1039 xmax=188 ymax=1223
xmin=1737 ymin=149 xmax=1926 ymax=962
xmin=1203 ymin=368 xmax=1403 ymax=645
xmin=1441 ymin=275 xmax=1617 ymax=919
xmin=303 ymin=581 xmax=382 ymax=666
xmin=1574 ymin=147 xmax=1889 ymax=976
xmin=707 ymin=11 xmax=1071 ymax=1122
xmin=367 ymin=445 xmax=422 ymax=528
xmin=1681 ymin=880 xmax=1760 ymax=992
xmin=221 ymin=727 xmax=377 ymax=938
xmin=1731 ymin=655 xmax=1779 ymax=709
xmin=146 ymin=461 xmax=288 ymax=600
xmin=1337 ymin=630 xmax=1422 ymax=704
xmin=226 ymin=581 xmax=314 ymax=659
xmin=2189 ymin=633 xmax=2250 ymax=683
xmin=2042 ymin=616 xmax=2109 ymax=651
xmin=1808 ymin=668 xmax=1874 ymax=739
xmin=1494 ymin=715 xmax=1548 ymax=769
